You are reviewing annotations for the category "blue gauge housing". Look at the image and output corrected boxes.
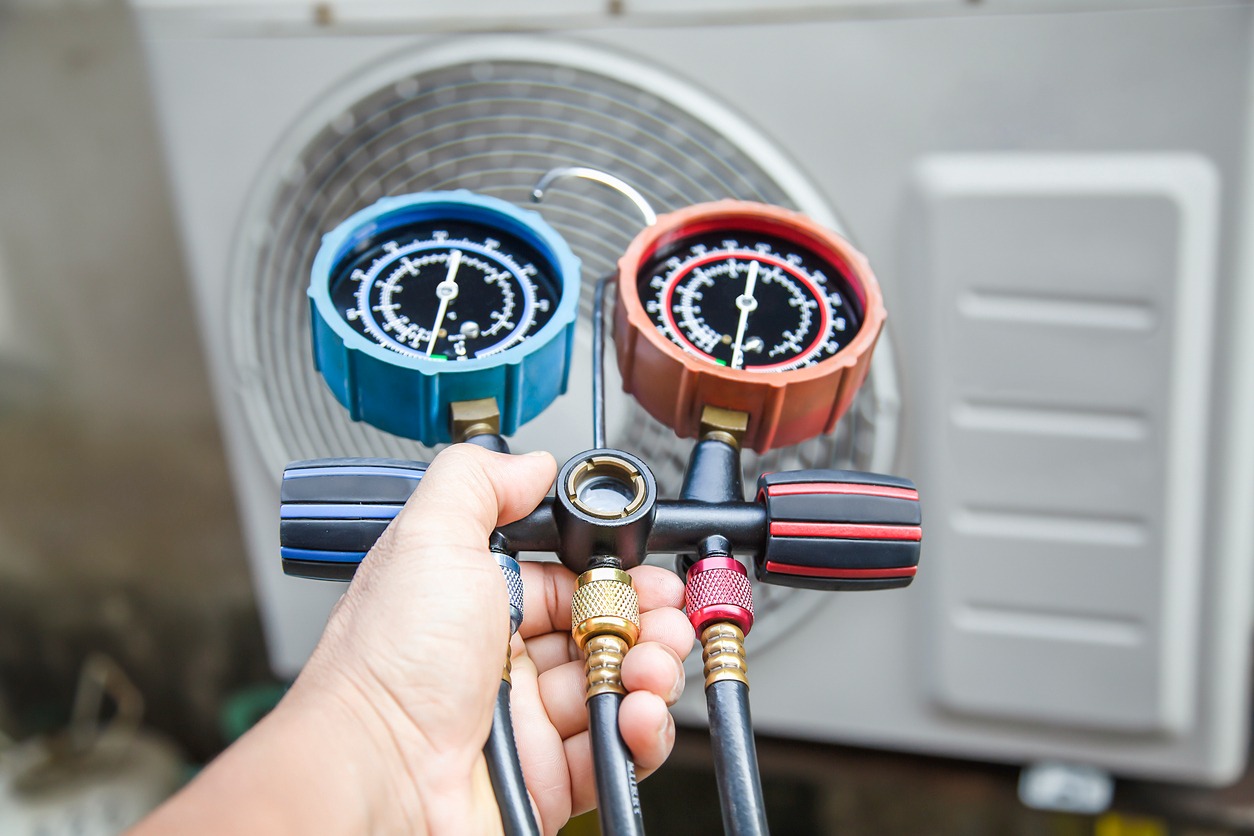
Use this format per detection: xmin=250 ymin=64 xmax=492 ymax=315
xmin=309 ymin=190 xmax=581 ymax=445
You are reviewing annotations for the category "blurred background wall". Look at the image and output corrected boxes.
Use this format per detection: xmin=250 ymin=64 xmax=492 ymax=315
xmin=0 ymin=1 xmax=268 ymax=760
xmin=3 ymin=2 xmax=1254 ymax=834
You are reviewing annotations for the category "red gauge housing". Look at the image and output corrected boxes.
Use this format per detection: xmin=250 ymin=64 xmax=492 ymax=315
xmin=614 ymin=201 xmax=885 ymax=452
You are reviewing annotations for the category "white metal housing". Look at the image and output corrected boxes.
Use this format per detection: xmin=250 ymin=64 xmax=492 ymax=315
xmin=135 ymin=0 xmax=1254 ymax=785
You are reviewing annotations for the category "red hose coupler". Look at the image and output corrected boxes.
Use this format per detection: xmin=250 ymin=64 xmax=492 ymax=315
xmin=685 ymin=555 xmax=754 ymax=636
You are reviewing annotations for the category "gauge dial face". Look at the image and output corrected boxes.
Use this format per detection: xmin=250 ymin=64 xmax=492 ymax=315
xmin=637 ymin=231 xmax=863 ymax=372
xmin=330 ymin=219 xmax=561 ymax=361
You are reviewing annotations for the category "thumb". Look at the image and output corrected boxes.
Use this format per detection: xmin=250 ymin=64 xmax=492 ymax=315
xmin=387 ymin=444 xmax=556 ymax=560
xmin=354 ymin=444 xmax=556 ymax=636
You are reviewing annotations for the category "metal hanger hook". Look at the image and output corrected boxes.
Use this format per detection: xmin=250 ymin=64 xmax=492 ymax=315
xmin=531 ymin=166 xmax=658 ymax=228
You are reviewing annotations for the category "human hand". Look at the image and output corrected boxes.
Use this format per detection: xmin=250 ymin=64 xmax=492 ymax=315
xmin=281 ymin=444 xmax=692 ymax=834
xmin=135 ymin=444 xmax=691 ymax=835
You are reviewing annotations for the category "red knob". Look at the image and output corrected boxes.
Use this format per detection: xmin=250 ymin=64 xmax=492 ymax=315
xmin=685 ymin=555 xmax=754 ymax=635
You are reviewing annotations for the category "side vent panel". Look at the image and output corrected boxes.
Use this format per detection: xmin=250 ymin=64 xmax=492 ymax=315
xmin=909 ymin=154 xmax=1220 ymax=734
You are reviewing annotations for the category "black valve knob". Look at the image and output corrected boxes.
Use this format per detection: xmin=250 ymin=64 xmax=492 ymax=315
xmin=754 ymin=470 xmax=921 ymax=591
xmin=280 ymin=457 xmax=427 ymax=580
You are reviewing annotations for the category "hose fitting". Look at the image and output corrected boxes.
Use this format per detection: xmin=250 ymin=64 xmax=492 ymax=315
xmin=494 ymin=551 xmax=525 ymax=684
xmin=494 ymin=552 xmax=525 ymax=637
xmin=701 ymin=622 xmax=749 ymax=689
xmin=686 ymin=556 xmax=754 ymax=690
xmin=571 ymin=566 xmax=641 ymax=699
xmin=685 ymin=555 xmax=754 ymax=636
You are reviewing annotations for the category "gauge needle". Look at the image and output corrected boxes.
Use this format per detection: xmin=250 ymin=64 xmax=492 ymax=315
xmin=730 ymin=259 xmax=759 ymax=369
xmin=427 ymin=249 xmax=462 ymax=356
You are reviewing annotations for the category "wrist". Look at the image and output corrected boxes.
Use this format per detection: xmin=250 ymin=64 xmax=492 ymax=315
xmin=133 ymin=675 xmax=427 ymax=835
xmin=276 ymin=679 xmax=428 ymax=833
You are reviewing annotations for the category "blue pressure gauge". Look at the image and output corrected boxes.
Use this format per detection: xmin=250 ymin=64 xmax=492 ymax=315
xmin=309 ymin=191 xmax=581 ymax=444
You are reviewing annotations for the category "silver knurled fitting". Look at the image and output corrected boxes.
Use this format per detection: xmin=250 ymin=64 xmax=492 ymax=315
xmin=493 ymin=552 xmax=524 ymax=685
xmin=494 ymin=552 xmax=525 ymax=637
xmin=571 ymin=567 xmax=641 ymax=699
xmin=701 ymin=622 xmax=748 ymax=689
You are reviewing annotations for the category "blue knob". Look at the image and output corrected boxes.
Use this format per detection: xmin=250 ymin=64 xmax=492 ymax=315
xmin=308 ymin=190 xmax=581 ymax=444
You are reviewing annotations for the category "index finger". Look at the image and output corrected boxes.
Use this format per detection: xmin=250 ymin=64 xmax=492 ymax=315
xmin=517 ymin=562 xmax=685 ymax=639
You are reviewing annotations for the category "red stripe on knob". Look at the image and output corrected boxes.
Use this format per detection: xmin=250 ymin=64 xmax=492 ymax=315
xmin=769 ymin=521 xmax=922 ymax=541
xmin=764 ymin=561 xmax=917 ymax=580
xmin=767 ymin=482 xmax=919 ymax=501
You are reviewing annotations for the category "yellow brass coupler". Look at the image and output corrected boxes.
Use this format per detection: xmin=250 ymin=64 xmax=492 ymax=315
xmin=571 ymin=567 xmax=641 ymax=698
xmin=701 ymin=622 xmax=749 ymax=689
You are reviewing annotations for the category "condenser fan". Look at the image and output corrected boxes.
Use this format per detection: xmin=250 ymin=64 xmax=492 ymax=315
xmin=227 ymin=38 xmax=900 ymax=652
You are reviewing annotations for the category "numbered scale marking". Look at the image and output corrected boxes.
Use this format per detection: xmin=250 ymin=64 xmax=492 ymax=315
xmin=639 ymin=231 xmax=862 ymax=373
xmin=308 ymin=191 xmax=581 ymax=445
xmin=330 ymin=219 xmax=560 ymax=361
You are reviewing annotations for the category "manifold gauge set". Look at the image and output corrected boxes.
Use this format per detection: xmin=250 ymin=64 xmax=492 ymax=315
xmin=278 ymin=169 xmax=923 ymax=836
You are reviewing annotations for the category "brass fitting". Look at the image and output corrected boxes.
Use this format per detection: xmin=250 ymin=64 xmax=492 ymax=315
xmin=584 ymin=634 xmax=630 ymax=698
xmin=450 ymin=397 xmax=501 ymax=442
xmin=571 ymin=567 xmax=641 ymax=698
xmin=701 ymin=622 xmax=748 ymax=689
xmin=699 ymin=405 xmax=749 ymax=450
xmin=564 ymin=456 xmax=648 ymax=519
xmin=502 ymin=645 xmax=513 ymax=686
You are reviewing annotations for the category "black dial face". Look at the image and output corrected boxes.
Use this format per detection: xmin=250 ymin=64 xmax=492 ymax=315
xmin=330 ymin=218 xmax=560 ymax=361
xmin=637 ymin=229 xmax=863 ymax=372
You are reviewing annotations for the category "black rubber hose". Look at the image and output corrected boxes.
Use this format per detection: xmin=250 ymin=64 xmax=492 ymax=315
xmin=485 ymin=679 xmax=540 ymax=836
xmin=465 ymin=434 xmax=511 ymax=454
xmin=588 ymin=692 xmax=645 ymax=836
xmin=707 ymin=680 xmax=769 ymax=836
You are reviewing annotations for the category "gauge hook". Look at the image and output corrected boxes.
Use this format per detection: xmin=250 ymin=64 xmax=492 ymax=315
xmin=531 ymin=166 xmax=658 ymax=228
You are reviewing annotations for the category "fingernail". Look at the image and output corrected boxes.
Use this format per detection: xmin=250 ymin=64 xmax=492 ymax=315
xmin=658 ymin=712 xmax=675 ymax=749
xmin=668 ymin=666 xmax=685 ymax=704
xmin=525 ymin=450 xmax=550 ymax=458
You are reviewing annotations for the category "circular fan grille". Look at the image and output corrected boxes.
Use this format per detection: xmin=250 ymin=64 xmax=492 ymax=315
xmin=229 ymin=38 xmax=898 ymax=653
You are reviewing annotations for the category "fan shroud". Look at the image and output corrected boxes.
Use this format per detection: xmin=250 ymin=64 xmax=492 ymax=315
xmin=226 ymin=38 xmax=901 ymax=659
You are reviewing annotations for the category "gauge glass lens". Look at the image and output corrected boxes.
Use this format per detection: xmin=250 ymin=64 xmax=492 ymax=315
xmin=330 ymin=219 xmax=560 ymax=361
xmin=637 ymin=231 xmax=863 ymax=372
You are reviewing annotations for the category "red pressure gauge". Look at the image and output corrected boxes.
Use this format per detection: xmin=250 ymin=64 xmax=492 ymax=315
xmin=614 ymin=201 xmax=885 ymax=452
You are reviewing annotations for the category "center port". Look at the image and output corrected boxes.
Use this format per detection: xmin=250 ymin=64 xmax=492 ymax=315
xmin=578 ymin=476 xmax=636 ymax=516
xmin=566 ymin=456 xmax=647 ymax=519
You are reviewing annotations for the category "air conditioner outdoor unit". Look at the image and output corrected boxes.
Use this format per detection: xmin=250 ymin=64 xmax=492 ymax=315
xmin=134 ymin=0 xmax=1254 ymax=786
